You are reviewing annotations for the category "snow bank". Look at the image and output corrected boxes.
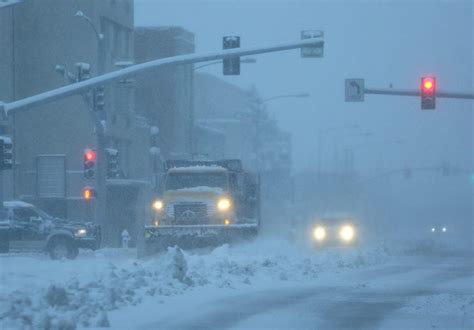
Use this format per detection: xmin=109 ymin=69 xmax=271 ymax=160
xmin=0 ymin=240 xmax=388 ymax=329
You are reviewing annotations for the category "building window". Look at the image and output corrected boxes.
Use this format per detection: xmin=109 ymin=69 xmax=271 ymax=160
xmin=101 ymin=18 xmax=131 ymax=61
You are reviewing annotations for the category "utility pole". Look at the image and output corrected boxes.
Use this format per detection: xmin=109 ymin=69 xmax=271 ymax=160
xmin=317 ymin=124 xmax=360 ymax=180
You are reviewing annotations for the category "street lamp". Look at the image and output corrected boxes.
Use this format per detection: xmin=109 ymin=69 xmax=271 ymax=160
xmin=74 ymin=11 xmax=104 ymax=42
xmin=334 ymin=132 xmax=374 ymax=174
xmin=74 ymin=10 xmax=105 ymax=75
xmin=317 ymin=124 xmax=360 ymax=178
xmin=344 ymin=139 xmax=405 ymax=174
xmin=194 ymin=57 xmax=257 ymax=71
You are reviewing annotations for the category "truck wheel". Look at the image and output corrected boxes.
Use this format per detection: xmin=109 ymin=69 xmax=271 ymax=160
xmin=48 ymin=237 xmax=79 ymax=260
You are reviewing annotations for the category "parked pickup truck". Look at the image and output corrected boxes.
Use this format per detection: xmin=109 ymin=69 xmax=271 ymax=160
xmin=0 ymin=201 xmax=100 ymax=259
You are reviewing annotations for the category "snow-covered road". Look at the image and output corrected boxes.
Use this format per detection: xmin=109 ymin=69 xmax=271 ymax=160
xmin=0 ymin=237 xmax=472 ymax=329
xmin=112 ymin=255 xmax=474 ymax=330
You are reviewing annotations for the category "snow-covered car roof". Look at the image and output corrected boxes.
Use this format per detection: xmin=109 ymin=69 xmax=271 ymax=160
xmin=321 ymin=212 xmax=354 ymax=219
xmin=168 ymin=165 xmax=228 ymax=174
xmin=3 ymin=200 xmax=35 ymax=209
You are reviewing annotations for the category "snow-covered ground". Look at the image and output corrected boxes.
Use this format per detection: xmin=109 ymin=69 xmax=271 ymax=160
xmin=0 ymin=238 xmax=387 ymax=329
xmin=0 ymin=237 xmax=472 ymax=329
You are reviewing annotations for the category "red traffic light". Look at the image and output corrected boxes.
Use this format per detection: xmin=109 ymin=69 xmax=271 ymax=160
xmin=421 ymin=77 xmax=435 ymax=93
xmin=85 ymin=149 xmax=96 ymax=161
xmin=83 ymin=186 xmax=95 ymax=201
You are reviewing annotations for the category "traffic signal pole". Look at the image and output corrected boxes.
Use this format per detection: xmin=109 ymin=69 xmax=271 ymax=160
xmin=94 ymin=33 xmax=108 ymax=242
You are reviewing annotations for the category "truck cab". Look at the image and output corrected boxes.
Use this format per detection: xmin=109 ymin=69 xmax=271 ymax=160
xmin=144 ymin=159 xmax=260 ymax=252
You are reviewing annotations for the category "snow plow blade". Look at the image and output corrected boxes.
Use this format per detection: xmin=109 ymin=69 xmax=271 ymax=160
xmin=143 ymin=224 xmax=258 ymax=255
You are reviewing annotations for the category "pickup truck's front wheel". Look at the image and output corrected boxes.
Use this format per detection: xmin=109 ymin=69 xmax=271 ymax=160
xmin=48 ymin=237 xmax=79 ymax=260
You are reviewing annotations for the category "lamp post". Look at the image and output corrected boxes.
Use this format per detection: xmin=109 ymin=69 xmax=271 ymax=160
xmin=317 ymin=124 xmax=360 ymax=178
xmin=74 ymin=11 xmax=105 ymax=75
xmin=344 ymin=139 xmax=405 ymax=174
xmin=334 ymin=132 xmax=374 ymax=174
xmin=242 ymin=92 xmax=309 ymax=171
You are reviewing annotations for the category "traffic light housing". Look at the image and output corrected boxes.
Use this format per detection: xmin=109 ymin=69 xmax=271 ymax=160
xmin=0 ymin=136 xmax=13 ymax=170
xmin=93 ymin=86 xmax=106 ymax=112
xmin=83 ymin=186 xmax=96 ymax=201
xmin=106 ymin=148 xmax=119 ymax=179
xmin=421 ymin=76 xmax=436 ymax=110
xmin=75 ymin=62 xmax=91 ymax=82
xmin=84 ymin=148 xmax=96 ymax=179
xmin=223 ymin=36 xmax=240 ymax=75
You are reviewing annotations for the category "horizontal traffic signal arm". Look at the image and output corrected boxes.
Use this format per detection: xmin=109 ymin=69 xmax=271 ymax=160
xmin=363 ymin=88 xmax=473 ymax=99
xmin=0 ymin=38 xmax=324 ymax=116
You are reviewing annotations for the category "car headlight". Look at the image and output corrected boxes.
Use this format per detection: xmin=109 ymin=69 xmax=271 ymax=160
xmin=431 ymin=227 xmax=436 ymax=232
xmin=339 ymin=225 xmax=355 ymax=242
xmin=442 ymin=227 xmax=447 ymax=232
xmin=152 ymin=200 xmax=164 ymax=211
xmin=313 ymin=226 xmax=326 ymax=241
xmin=217 ymin=198 xmax=231 ymax=212
xmin=75 ymin=228 xmax=87 ymax=237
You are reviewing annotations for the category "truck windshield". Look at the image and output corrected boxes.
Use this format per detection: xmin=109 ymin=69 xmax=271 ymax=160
xmin=166 ymin=172 xmax=228 ymax=190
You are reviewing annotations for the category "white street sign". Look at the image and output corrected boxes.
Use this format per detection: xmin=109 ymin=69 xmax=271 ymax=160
xmin=301 ymin=30 xmax=324 ymax=58
xmin=345 ymin=79 xmax=365 ymax=102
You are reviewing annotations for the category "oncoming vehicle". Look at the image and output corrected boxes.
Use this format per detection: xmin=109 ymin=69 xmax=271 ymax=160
xmin=144 ymin=159 xmax=260 ymax=253
xmin=310 ymin=212 xmax=359 ymax=247
xmin=0 ymin=201 xmax=101 ymax=259
xmin=429 ymin=225 xmax=448 ymax=235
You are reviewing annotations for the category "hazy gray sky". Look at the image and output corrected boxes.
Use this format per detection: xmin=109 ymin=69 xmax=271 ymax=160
xmin=135 ymin=0 xmax=473 ymax=173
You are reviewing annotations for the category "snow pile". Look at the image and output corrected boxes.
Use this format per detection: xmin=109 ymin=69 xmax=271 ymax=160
xmin=0 ymin=240 xmax=388 ymax=329
xmin=184 ymin=239 xmax=388 ymax=287
xmin=0 ymin=248 xmax=193 ymax=329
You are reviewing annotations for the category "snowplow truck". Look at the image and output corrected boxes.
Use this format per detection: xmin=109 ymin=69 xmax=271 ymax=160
xmin=144 ymin=159 xmax=260 ymax=253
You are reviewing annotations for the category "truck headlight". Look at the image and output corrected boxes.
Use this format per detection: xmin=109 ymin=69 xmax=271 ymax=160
xmin=152 ymin=200 xmax=164 ymax=211
xmin=339 ymin=225 xmax=355 ymax=242
xmin=75 ymin=228 xmax=87 ymax=237
xmin=217 ymin=198 xmax=231 ymax=212
xmin=313 ymin=226 xmax=326 ymax=241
